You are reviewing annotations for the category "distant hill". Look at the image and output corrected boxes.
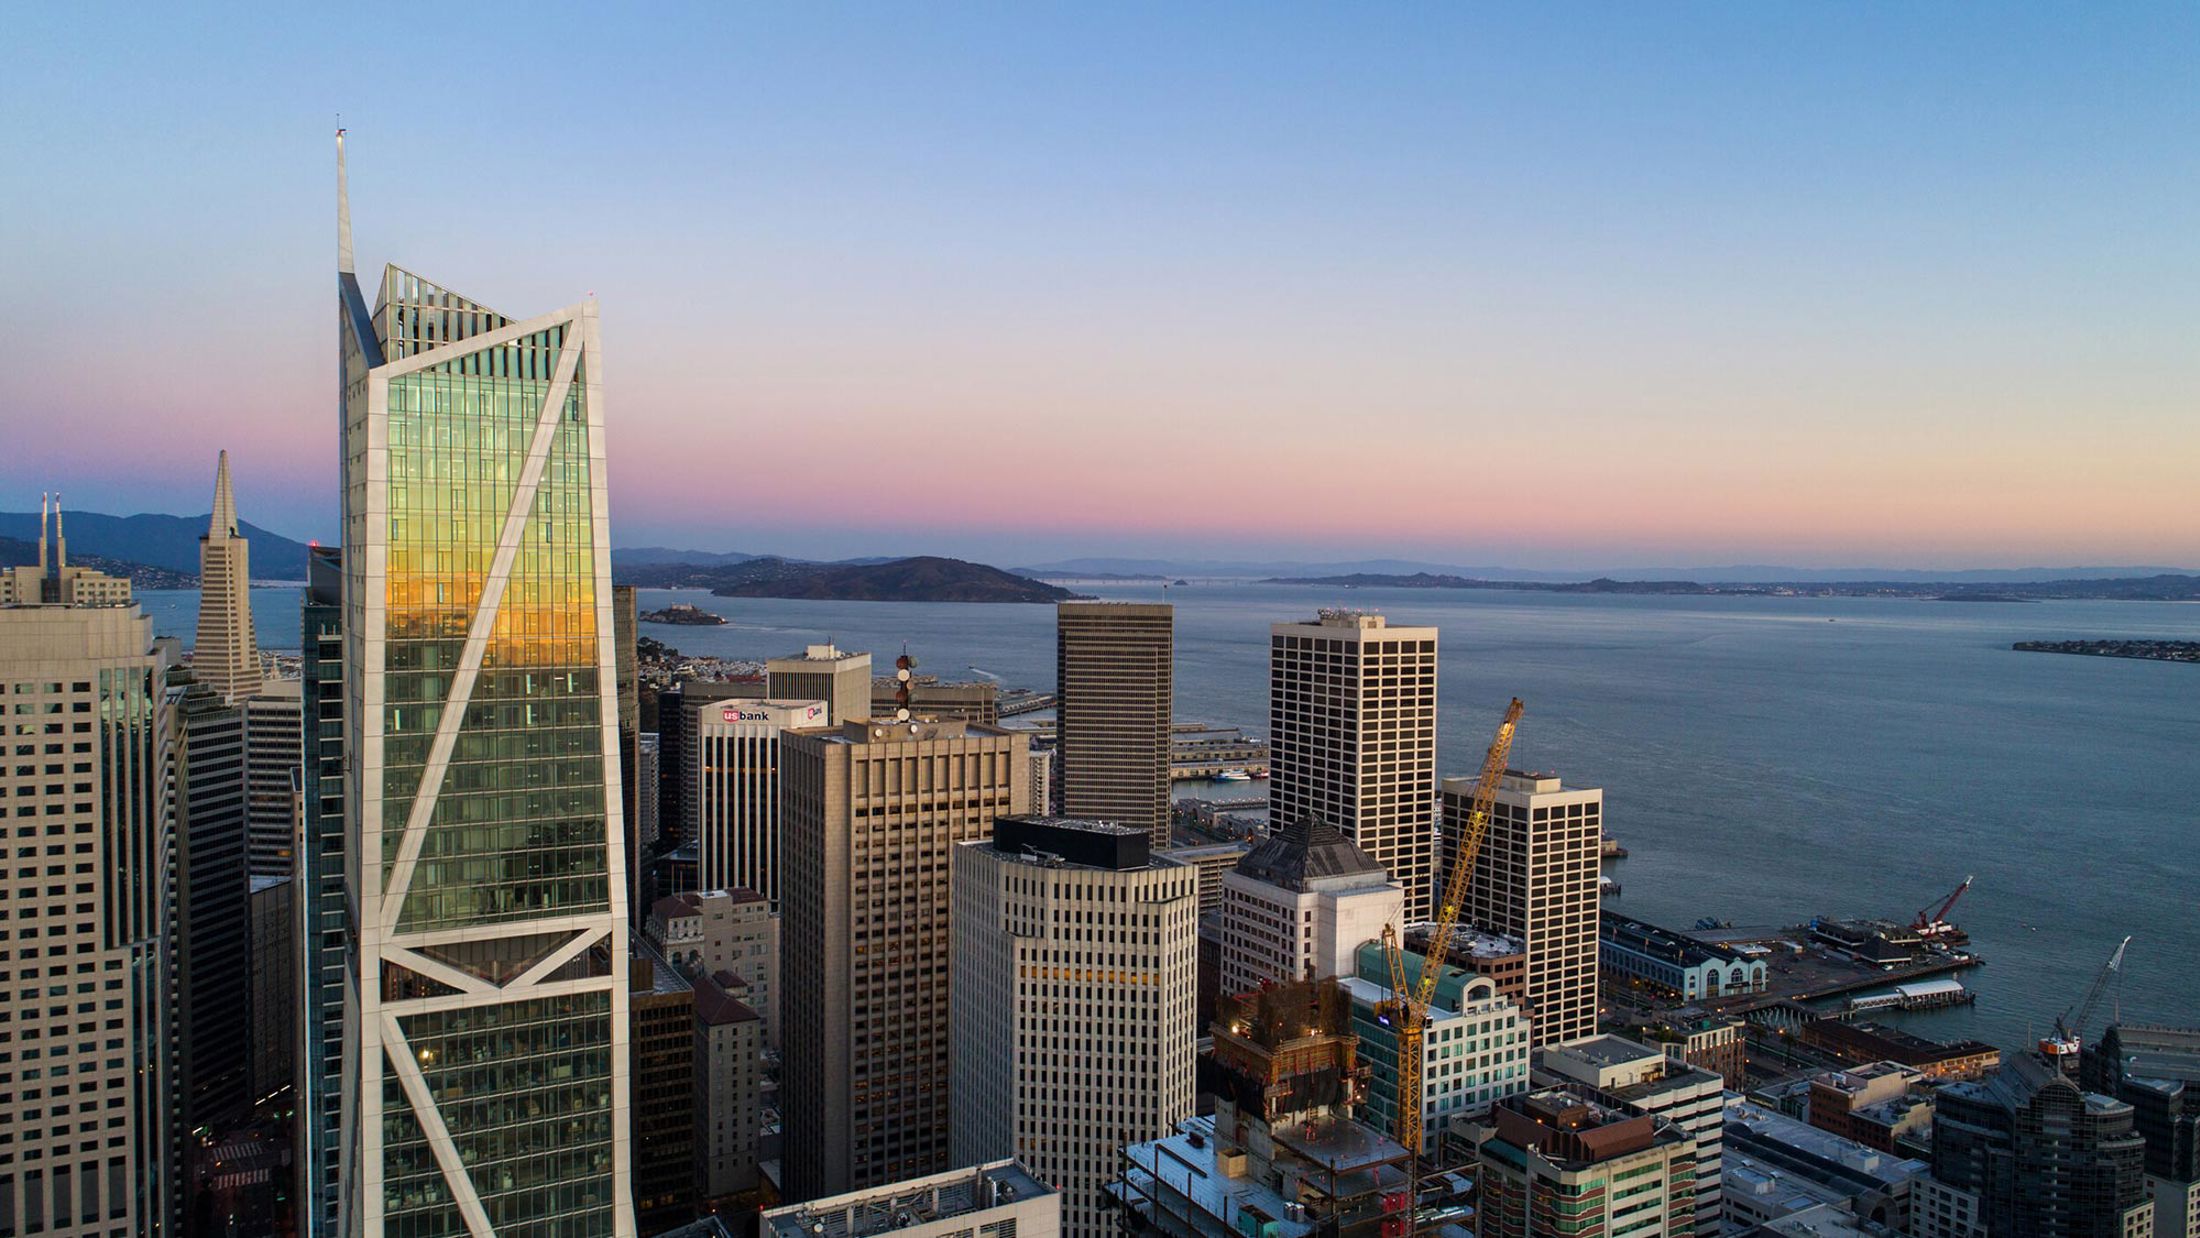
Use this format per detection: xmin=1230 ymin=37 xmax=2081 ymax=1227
xmin=1267 ymin=571 xmax=2200 ymax=601
xmin=611 ymin=546 xmax=769 ymax=568
xmin=0 ymin=534 xmax=195 ymax=588
xmin=0 ymin=510 xmax=316 ymax=580
xmin=1017 ymin=556 xmax=2200 ymax=584
xmin=715 ymin=556 xmax=1079 ymax=603
xmin=616 ymin=555 xmax=1079 ymax=602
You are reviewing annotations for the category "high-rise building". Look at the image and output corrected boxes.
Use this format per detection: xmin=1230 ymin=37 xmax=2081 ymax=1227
xmin=297 ymin=544 xmax=345 ymax=1237
xmin=692 ymin=974 xmax=765 ymax=1201
xmin=766 ymin=644 xmax=870 ymax=725
xmin=636 ymin=733 xmax=661 ymax=850
xmin=1538 ymin=1033 xmax=1728 ymax=1231
xmin=0 ymin=567 xmax=176 ymax=1238
xmin=175 ymin=687 xmax=252 ymax=1131
xmin=1460 ymin=1089 xmax=1699 ymax=1237
xmin=950 ymin=817 xmax=1198 ymax=1238
xmin=690 ymin=697 xmax=828 ymax=908
xmin=243 ymin=684 xmax=302 ymax=877
xmin=1216 ymin=813 xmax=1401 ymax=997
xmin=248 ymin=873 xmax=297 ymax=1102
xmin=614 ymin=586 xmax=643 ymax=932
xmin=1342 ymin=943 xmax=1532 ymax=1153
xmin=2082 ymin=1024 xmax=2200 ymax=1183
xmin=1917 ymin=1052 xmax=2154 ymax=1238
xmin=193 ymin=451 xmax=262 ymax=703
xmin=336 ymin=132 xmax=634 ymax=1236
xmin=1268 ymin=611 xmax=1438 ymax=919
xmin=660 ymin=681 xmax=762 ymax=853
xmin=630 ymin=943 xmax=698 ymax=1233
xmin=779 ymin=719 xmax=1031 ymax=1200
xmin=1452 ymin=769 xmax=1602 ymax=1047
xmin=1054 ymin=602 xmax=1172 ymax=843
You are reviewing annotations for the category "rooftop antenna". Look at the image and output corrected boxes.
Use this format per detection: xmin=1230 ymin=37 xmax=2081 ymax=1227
xmin=36 ymin=493 xmax=48 ymax=576
xmin=52 ymin=494 xmax=65 ymax=571
xmin=336 ymin=122 xmax=354 ymax=276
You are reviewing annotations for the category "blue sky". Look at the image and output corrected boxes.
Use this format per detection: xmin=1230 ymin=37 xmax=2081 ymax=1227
xmin=2 ymin=3 xmax=2194 ymax=567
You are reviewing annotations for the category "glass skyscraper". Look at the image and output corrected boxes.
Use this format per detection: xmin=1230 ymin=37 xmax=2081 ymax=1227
xmin=336 ymin=132 xmax=634 ymax=1238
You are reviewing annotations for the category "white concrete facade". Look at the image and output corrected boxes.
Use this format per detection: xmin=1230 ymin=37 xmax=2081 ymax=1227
xmin=1267 ymin=612 xmax=1438 ymax=920
xmin=949 ymin=826 xmax=1198 ymax=1238
xmin=1455 ymin=770 xmax=1603 ymax=1048
xmin=1216 ymin=868 xmax=1401 ymax=996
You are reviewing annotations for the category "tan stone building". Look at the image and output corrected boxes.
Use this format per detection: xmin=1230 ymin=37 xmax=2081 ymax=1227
xmin=778 ymin=719 xmax=1032 ymax=1200
xmin=0 ymin=588 xmax=175 ymax=1237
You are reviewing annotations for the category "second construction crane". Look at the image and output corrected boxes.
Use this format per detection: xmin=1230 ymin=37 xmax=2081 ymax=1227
xmin=1379 ymin=697 xmax=1524 ymax=1166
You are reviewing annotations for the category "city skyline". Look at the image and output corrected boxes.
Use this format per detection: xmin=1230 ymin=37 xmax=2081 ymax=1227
xmin=5 ymin=6 xmax=2198 ymax=568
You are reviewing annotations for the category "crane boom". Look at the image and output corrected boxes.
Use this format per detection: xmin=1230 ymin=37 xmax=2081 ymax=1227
xmin=1913 ymin=875 xmax=1973 ymax=934
xmin=1379 ymin=698 xmax=1524 ymax=1178
xmin=2040 ymin=935 xmax=2131 ymax=1069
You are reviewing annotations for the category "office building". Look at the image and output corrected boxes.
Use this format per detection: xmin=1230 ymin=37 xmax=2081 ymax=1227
xmin=1216 ymin=813 xmax=1401 ymax=996
xmin=766 ymin=643 xmax=871 ymax=725
xmin=1459 ymin=1089 xmax=1699 ymax=1238
xmin=1054 ymin=601 xmax=1172 ymax=843
xmin=646 ymin=887 xmax=778 ymax=1049
xmin=1808 ymin=1062 xmax=1927 ymax=1154
xmin=1802 ymin=1019 xmax=2000 ymax=1081
xmin=1540 ymin=1033 xmax=1729 ymax=1232
xmin=193 ymin=451 xmax=263 ymax=702
xmin=693 ymin=974 xmax=765 ymax=1200
xmin=691 ymin=696 xmax=828 ymax=908
xmin=1268 ymin=611 xmax=1437 ymax=919
xmin=872 ymin=676 xmax=999 ymax=726
xmin=637 ymin=733 xmax=661 ymax=850
xmin=1657 ymin=1014 xmax=1750 ymax=1091
xmin=1453 ymin=769 xmax=1602 ymax=1047
xmin=658 ymin=680 xmax=759 ymax=850
xmin=242 ymin=684 xmax=302 ymax=877
xmin=336 ymin=133 xmax=634 ymax=1235
xmin=248 ymin=873 xmax=297 ymax=1102
xmin=631 ymin=943 xmax=699 ymax=1232
xmin=0 ymin=495 xmax=133 ymax=608
xmin=297 ymin=544 xmax=345 ymax=1237
xmin=1917 ymin=1051 xmax=2153 ymax=1238
xmin=1156 ymin=840 xmax=1249 ymax=916
xmin=1724 ymin=1096 xmax=1928 ymax=1233
xmin=0 ymin=561 xmax=176 ymax=1238
xmin=1342 ymin=943 xmax=1532 ymax=1152
xmin=780 ymin=719 xmax=1031 ymax=1199
xmin=950 ymin=817 xmax=1198 ymax=1238
xmin=1023 ymin=746 xmax=1051 ymax=817
xmin=762 ymin=1161 xmax=1060 ymax=1238
xmin=2083 ymin=1024 xmax=2200 ymax=1183
xmin=175 ymin=687 xmax=252 ymax=1131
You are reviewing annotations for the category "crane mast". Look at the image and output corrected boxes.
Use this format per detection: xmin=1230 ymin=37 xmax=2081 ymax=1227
xmin=1379 ymin=698 xmax=1524 ymax=1186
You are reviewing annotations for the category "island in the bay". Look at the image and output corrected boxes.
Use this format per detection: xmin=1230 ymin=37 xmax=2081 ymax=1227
xmin=617 ymin=555 xmax=1081 ymax=604
xmin=638 ymin=603 xmax=726 ymax=626
xmin=2012 ymin=639 xmax=2200 ymax=665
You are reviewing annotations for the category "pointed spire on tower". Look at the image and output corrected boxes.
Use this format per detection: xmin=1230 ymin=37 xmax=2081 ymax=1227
xmin=337 ymin=127 xmax=355 ymax=276
xmin=211 ymin=450 xmax=239 ymax=538
xmin=52 ymin=494 xmax=65 ymax=570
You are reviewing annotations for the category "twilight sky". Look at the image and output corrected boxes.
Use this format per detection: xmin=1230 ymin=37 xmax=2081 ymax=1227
xmin=2 ymin=4 xmax=2194 ymax=569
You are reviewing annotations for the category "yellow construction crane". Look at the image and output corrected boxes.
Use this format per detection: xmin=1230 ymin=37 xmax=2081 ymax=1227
xmin=1380 ymin=697 xmax=1524 ymax=1167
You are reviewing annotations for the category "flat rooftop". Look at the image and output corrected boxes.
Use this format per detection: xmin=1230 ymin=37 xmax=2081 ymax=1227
xmin=763 ymin=1161 xmax=1051 ymax=1238
xmin=1116 ymin=1117 xmax=1314 ymax=1238
xmin=1547 ymin=1034 xmax=1666 ymax=1072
